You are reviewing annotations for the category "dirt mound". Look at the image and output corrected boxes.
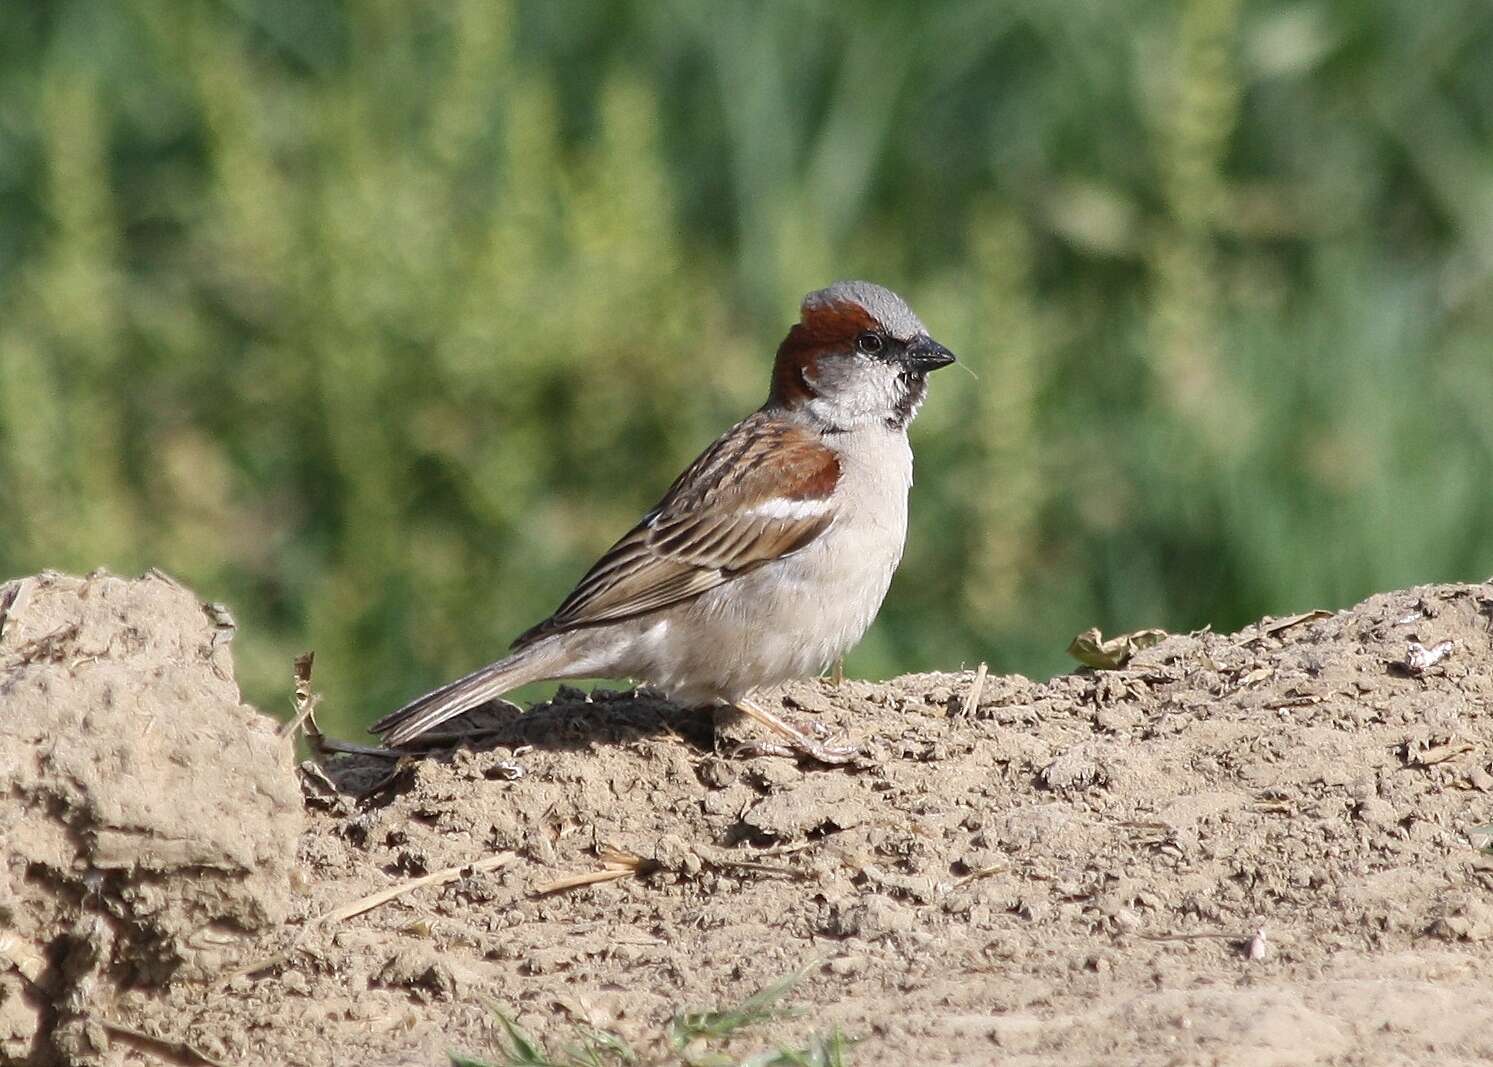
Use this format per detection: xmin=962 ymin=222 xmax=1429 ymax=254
xmin=5 ymin=574 xmax=1493 ymax=1065
xmin=0 ymin=572 xmax=301 ymax=1066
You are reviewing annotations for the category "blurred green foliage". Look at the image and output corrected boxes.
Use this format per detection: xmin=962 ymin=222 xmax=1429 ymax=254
xmin=2 ymin=1 xmax=1491 ymax=733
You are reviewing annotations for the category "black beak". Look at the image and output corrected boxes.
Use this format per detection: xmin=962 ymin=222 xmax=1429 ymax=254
xmin=899 ymin=335 xmax=957 ymax=372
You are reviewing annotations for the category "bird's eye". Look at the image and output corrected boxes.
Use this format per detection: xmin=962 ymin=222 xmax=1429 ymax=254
xmin=855 ymin=331 xmax=884 ymax=356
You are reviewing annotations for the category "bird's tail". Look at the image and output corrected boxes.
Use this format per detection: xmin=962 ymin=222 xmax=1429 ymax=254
xmin=370 ymin=641 xmax=563 ymax=747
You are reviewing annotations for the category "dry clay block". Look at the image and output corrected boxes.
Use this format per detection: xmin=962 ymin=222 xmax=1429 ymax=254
xmin=0 ymin=571 xmax=300 ymax=1063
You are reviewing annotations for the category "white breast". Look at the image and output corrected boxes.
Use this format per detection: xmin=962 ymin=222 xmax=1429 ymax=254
xmin=633 ymin=425 xmax=915 ymax=705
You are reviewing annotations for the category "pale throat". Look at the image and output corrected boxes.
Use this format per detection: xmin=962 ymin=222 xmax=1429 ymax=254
xmin=800 ymin=361 xmax=911 ymax=433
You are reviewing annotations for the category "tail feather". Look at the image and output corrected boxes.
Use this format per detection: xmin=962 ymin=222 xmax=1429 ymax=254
xmin=370 ymin=645 xmax=556 ymax=747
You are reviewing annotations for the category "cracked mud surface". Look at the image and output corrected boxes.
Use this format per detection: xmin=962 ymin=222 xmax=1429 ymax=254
xmin=5 ymin=572 xmax=1493 ymax=1065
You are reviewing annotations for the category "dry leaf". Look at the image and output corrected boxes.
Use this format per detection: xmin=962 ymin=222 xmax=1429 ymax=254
xmin=1067 ymin=627 xmax=1167 ymax=670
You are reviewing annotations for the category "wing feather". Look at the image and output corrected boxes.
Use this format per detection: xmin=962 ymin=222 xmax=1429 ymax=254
xmin=511 ymin=414 xmax=840 ymax=648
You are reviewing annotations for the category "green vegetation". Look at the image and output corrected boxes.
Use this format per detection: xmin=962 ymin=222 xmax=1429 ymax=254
xmin=2 ymin=2 xmax=1490 ymax=732
xmin=454 ymin=971 xmax=850 ymax=1067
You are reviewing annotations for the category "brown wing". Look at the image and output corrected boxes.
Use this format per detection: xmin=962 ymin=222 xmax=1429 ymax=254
xmin=512 ymin=413 xmax=841 ymax=648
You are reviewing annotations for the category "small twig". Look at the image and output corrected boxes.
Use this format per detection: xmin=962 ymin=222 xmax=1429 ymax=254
xmin=739 ymin=842 xmax=814 ymax=860
xmin=1250 ymin=801 xmax=1296 ymax=815
xmin=533 ymin=868 xmax=638 ymax=895
xmin=278 ymin=651 xmax=320 ymax=740
xmin=215 ymin=949 xmax=296 ymax=985
xmin=98 ymin=1020 xmax=228 ymax=1067
xmin=534 ymin=849 xmax=646 ymax=896
xmin=953 ymin=864 xmax=1006 ymax=887
xmin=1239 ymin=609 xmax=1333 ymax=645
xmin=316 ymin=851 xmax=518 ymax=925
xmin=699 ymin=857 xmax=807 ymax=880
xmin=220 ymin=850 xmax=521 ymax=984
xmin=1262 ymin=695 xmax=1322 ymax=710
xmin=1403 ymin=739 xmax=1474 ymax=767
xmin=959 ymin=662 xmax=988 ymax=717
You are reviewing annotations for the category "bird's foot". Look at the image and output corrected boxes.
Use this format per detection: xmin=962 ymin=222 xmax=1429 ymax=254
xmin=737 ymin=740 xmax=865 ymax=764
xmin=727 ymin=699 xmax=860 ymax=765
xmin=730 ymin=736 xmax=860 ymax=765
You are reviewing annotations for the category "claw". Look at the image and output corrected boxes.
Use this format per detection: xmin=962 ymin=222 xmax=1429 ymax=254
xmin=795 ymin=739 xmax=860 ymax=765
xmin=727 ymin=699 xmax=862 ymax=765
xmin=730 ymin=740 xmax=797 ymax=760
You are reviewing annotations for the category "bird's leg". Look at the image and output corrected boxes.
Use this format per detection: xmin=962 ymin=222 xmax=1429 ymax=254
xmin=728 ymin=696 xmax=859 ymax=765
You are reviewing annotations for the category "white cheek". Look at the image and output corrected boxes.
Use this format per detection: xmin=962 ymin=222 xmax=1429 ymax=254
xmin=804 ymin=358 xmax=905 ymax=428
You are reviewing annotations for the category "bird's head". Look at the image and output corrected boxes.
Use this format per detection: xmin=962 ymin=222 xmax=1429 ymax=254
xmin=769 ymin=281 xmax=956 ymax=432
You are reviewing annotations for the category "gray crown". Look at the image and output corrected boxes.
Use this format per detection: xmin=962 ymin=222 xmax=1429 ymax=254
xmin=803 ymin=280 xmax=926 ymax=342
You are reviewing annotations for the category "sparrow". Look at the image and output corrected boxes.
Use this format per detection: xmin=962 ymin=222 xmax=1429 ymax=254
xmin=371 ymin=281 xmax=956 ymax=762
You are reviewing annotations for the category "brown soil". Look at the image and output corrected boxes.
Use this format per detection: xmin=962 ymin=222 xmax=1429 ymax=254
xmin=5 ymin=571 xmax=1493 ymax=1066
